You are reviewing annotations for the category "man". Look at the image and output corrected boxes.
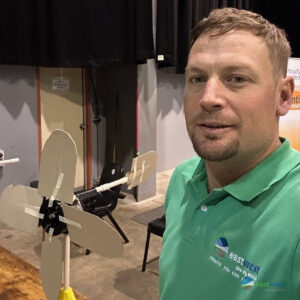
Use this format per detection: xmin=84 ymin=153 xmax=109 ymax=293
xmin=159 ymin=8 xmax=300 ymax=300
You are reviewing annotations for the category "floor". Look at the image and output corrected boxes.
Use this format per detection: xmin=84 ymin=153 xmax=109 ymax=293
xmin=0 ymin=169 xmax=173 ymax=300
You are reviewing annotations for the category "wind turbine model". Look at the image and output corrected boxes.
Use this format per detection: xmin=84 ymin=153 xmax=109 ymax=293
xmin=0 ymin=129 xmax=157 ymax=300
xmin=76 ymin=150 xmax=158 ymax=202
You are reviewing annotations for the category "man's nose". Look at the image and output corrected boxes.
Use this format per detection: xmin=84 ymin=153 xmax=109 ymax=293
xmin=199 ymin=78 xmax=224 ymax=112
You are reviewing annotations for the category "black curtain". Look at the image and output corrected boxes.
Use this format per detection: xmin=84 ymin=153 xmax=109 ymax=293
xmin=156 ymin=0 xmax=218 ymax=74
xmin=0 ymin=0 xmax=154 ymax=67
xmin=249 ymin=0 xmax=300 ymax=58
xmin=156 ymin=0 xmax=300 ymax=74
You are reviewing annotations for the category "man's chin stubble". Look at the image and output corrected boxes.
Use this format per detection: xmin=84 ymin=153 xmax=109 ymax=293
xmin=192 ymin=138 xmax=239 ymax=161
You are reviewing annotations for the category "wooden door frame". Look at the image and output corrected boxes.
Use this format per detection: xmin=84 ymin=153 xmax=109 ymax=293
xmin=36 ymin=67 xmax=92 ymax=190
xmin=83 ymin=69 xmax=92 ymax=189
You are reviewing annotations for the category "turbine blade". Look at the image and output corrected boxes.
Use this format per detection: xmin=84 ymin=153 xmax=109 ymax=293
xmin=38 ymin=130 xmax=77 ymax=204
xmin=127 ymin=151 xmax=158 ymax=189
xmin=0 ymin=185 xmax=42 ymax=234
xmin=62 ymin=205 xmax=123 ymax=258
xmin=41 ymin=236 xmax=62 ymax=300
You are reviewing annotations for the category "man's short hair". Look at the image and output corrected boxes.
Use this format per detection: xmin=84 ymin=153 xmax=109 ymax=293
xmin=191 ymin=8 xmax=291 ymax=78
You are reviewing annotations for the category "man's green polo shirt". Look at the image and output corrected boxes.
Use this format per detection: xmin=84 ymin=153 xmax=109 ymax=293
xmin=159 ymin=138 xmax=300 ymax=300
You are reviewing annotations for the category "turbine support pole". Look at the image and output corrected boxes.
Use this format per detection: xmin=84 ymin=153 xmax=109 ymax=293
xmin=64 ymin=234 xmax=70 ymax=289
xmin=58 ymin=234 xmax=76 ymax=300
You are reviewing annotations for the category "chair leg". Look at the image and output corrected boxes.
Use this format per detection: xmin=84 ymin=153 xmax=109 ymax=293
xmin=142 ymin=230 xmax=151 ymax=272
xmin=106 ymin=210 xmax=129 ymax=243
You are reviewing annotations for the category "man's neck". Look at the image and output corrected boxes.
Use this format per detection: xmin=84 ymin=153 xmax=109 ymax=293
xmin=205 ymin=139 xmax=282 ymax=192
xmin=205 ymin=160 xmax=253 ymax=192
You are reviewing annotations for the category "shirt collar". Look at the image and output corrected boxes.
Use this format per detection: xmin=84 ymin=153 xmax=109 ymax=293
xmin=224 ymin=138 xmax=300 ymax=201
xmin=190 ymin=138 xmax=300 ymax=202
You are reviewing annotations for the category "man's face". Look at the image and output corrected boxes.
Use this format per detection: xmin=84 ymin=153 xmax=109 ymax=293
xmin=184 ymin=30 xmax=288 ymax=163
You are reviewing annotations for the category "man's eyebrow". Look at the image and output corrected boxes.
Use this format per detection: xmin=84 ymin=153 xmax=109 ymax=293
xmin=185 ymin=66 xmax=205 ymax=74
xmin=222 ymin=64 xmax=254 ymax=73
xmin=185 ymin=64 xmax=256 ymax=75
xmin=222 ymin=64 xmax=258 ymax=80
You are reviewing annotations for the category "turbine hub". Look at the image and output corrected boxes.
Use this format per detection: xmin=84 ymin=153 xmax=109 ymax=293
xmin=39 ymin=198 xmax=67 ymax=236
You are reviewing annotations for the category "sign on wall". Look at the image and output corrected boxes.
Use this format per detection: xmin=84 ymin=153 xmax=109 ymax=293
xmin=52 ymin=76 xmax=70 ymax=90
xmin=280 ymin=57 xmax=300 ymax=151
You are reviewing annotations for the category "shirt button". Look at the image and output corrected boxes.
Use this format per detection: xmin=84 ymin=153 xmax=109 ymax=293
xmin=201 ymin=205 xmax=207 ymax=212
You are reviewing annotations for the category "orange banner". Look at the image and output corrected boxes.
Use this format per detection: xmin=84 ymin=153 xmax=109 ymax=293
xmin=291 ymin=90 xmax=300 ymax=110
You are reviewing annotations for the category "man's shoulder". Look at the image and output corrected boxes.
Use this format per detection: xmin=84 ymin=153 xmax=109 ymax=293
xmin=165 ymin=156 xmax=202 ymax=216
xmin=172 ymin=156 xmax=201 ymax=180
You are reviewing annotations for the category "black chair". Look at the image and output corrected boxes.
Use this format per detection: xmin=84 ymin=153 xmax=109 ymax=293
xmin=29 ymin=180 xmax=39 ymax=189
xmin=79 ymin=162 xmax=129 ymax=244
xmin=142 ymin=215 xmax=165 ymax=272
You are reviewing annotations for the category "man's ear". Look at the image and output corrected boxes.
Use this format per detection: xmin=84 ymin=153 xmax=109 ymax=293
xmin=276 ymin=76 xmax=295 ymax=116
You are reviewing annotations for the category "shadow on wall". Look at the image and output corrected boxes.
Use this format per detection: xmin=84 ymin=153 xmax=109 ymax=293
xmin=138 ymin=60 xmax=157 ymax=105
xmin=92 ymin=66 xmax=137 ymax=185
xmin=0 ymin=65 xmax=37 ymax=123
xmin=156 ymin=69 xmax=185 ymax=119
xmin=0 ymin=65 xmax=39 ymax=190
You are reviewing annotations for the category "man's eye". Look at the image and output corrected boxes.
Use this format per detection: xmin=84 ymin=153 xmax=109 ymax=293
xmin=227 ymin=75 xmax=247 ymax=84
xmin=189 ymin=76 xmax=206 ymax=85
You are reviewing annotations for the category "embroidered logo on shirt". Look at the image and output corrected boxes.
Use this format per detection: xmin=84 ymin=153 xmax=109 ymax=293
xmin=215 ymin=237 xmax=229 ymax=257
xmin=241 ymin=276 xmax=255 ymax=290
xmin=210 ymin=237 xmax=261 ymax=289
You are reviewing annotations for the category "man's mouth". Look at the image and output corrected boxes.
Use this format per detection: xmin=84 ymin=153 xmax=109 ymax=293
xmin=198 ymin=122 xmax=232 ymax=128
xmin=200 ymin=124 xmax=230 ymax=128
xmin=197 ymin=122 xmax=234 ymax=134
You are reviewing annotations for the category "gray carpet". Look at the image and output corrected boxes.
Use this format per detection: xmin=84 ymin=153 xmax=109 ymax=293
xmin=132 ymin=205 xmax=164 ymax=226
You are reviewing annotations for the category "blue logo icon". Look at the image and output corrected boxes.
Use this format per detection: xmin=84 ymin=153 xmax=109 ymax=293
xmin=215 ymin=237 xmax=229 ymax=257
xmin=241 ymin=276 xmax=255 ymax=290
